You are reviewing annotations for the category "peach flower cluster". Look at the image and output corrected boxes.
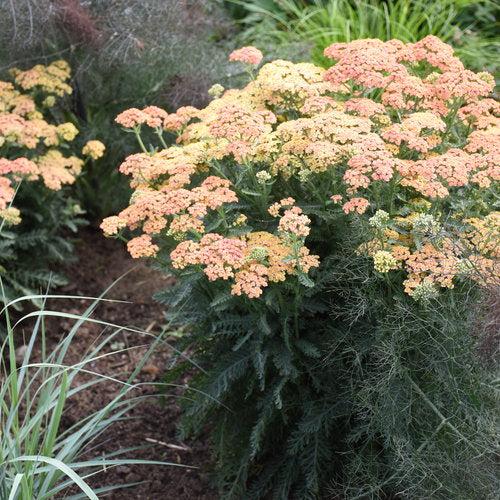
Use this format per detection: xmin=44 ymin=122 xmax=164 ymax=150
xmin=82 ymin=140 xmax=106 ymax=160
xmin=101 ymin=176 xmax=238 ymax=242
xmin=10 ymin=60 xmax=72 ymax=96
xmin=1 ymin=61 xmax=97 ymax=224
xmin=105 ymin=37 xmax=498 ymax=300
xmin=229 ymin=46 xmax=263 ymax=66
xmin=171 ymin=230 xmax=319 ymax=298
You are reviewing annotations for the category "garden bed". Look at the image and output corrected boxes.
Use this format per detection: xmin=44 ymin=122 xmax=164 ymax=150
xmin=36 ymin=228 xmax=215 ymax=499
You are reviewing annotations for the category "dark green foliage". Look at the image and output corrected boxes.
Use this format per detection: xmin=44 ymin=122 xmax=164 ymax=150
xmin=160 ymin=230 xmax=498 ymax=499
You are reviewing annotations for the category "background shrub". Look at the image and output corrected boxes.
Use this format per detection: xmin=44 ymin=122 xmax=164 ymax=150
xmin=227 ymin=0 xmax=499 ymax=75
xmin=0 ymin=0 xmax=238 ymax=219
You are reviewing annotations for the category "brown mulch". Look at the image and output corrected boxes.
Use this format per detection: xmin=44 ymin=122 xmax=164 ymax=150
xmin=34 ymin=228 xmax=216 ymax=499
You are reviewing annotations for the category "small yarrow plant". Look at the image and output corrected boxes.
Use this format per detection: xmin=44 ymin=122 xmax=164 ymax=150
xmin=0 ymin=61 xmax=105 ymax=306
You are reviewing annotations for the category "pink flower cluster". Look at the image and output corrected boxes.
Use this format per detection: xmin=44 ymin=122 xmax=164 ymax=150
xmin=171 ymin=233 xmax=247 ymax=280
xmin=229 ymin=46 xmax=263 ymax=66
xmin=170 ymin=228 xmax=320 ymax=299
xmin=115 ymin=105 xmax=198 ymax=132
xmin=101 ymin=176 xmax=237 ymax=239
xmin=127 ymin=234 xmax=160 ymax=258
xmin=278 ymin=206 xmax=311 ymax=238
xmin=324 ymin=36 xmax=494 ymax=116
xmin=382 ymin=112 xmax=446 ymax=153
xmin=342 ymin=197 xmax=370 ymax=215
xmin=344 ymin=150 xmax=395 ymax=190
xmin=105 ymin=37 xmax=498 ymax=300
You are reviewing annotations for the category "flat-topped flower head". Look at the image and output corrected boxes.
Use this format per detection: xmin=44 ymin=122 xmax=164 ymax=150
xmin=1 ymin=60 xmax=96 ymax=252
xmin=103 ymin=36 xmax=497 ymax=300
xmin=127 ymin=234 xmax=159 ymax=258
xmin=343 ymin=197 xmax=370 ymax=215
xmin=115 ymin=108 xmax=148 ymax=128
xmin=82 ymin=140 xmax=106 ymax=160
xmin=229 ymin=46 xmax=263 ymax=66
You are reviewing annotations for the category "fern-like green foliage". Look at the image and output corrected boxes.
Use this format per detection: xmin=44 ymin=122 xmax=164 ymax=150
xmin=159 ymin=226 xmax=498 ymax=499
xmin=0 ymin=183 xmax=86 ymax=310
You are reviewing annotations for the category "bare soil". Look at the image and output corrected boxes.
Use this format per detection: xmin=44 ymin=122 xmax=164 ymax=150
xmin=38 ymin=228 xmax=216 ymax=499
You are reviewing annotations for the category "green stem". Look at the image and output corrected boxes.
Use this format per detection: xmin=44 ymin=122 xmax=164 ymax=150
xmin=155 ymin=128 xmax=168 ymax=149
xmin=134 ymin=126 xmax=148 ymax=154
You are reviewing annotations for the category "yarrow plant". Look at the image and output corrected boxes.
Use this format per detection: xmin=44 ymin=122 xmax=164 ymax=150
xmin=0 ymin=60 xmax=105 ymax=305
xmin=104 ymin=38 xmax=499 ymax=498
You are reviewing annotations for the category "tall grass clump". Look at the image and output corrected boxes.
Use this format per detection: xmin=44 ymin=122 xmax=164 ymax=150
xmin=228 ymin=0 xmax=499 ymax=74
xmin=0 ymin=289 xmax=187 ymax=498
xmin=102 ymin=37 xmax=499 ymax=498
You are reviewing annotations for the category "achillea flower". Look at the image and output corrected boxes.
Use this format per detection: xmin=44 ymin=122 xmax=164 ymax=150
xmin=465 ymin=212 xmax=500 ymax=258
xmin=411 ymin=279 xmax=439 ymax=301
xmin=103 ymin=36 xmax=498 ymax=300
xmin=229 ymin=46 xmax=263 ymax=66
xmin=232 ymin=264 xmax=268 ymax=298
xmin=43 ymin=96 xmax=56 ymax=108
xmin=245 ymin=231 xmax=293 ymax=283
xmin=268 ymin=198 xmax=295 ymax=217
xmin=115 ymin=108 xmax=148 ymax=128
xmin=369 ymin=210 xmax=390 ymax=228
xmin=404 ymin=240 xmax=460 ymax=292
xmin=382 ymin=112 xmax=445 ymax=153
xmin=0 ymin=157 xmax=38 ymax=178
xmin=0 ymin=60 xmax=91 ymax=240
xmin=300 ymin=96 xmax=339 ymax=115
xmin=11 ymin=60 xmax=72 ymax=96
xmin=278 ymin=206 xmax=311 ymax=238
xmin=344 ymin=150 xmax=395 ymax=190
xmin=127 ymin=234 xmax=159 ymax=258
xmin=381 ymin=76 xmax=428 ymax=110
xmin=256 ymin=170 xmax=272 ymax=184
xmin=0 ymin=176 xmax=15 ymax=209
xmin=163 ymin=106 xmax=199 ymax=132
xmin=324 ymin=39 xmax=408 ymax=89
xmin=0 ymin=206 xmax=21 ymax=225
xmin=233 ymin=214 xmax=248 ymax=226
xmin=82 ymin=140 xmax=106 ymax=160
xmin=252 ymin=60 xmax=330 ymax=110
xmin=142 ymin=106 xmax=169 ymax=128
xmin=208 ymin=104 xmax=276 ymax=161
xmin=171 ymin=233 xmax=246 ymax=281
xmin=168 ymin=214 xmax=205 ymax=237
xmin=36 ymin=150 xmax=83 ymax=190
xmin=57 ymin=122 xmax=79 ymax=141
xmin=406 ymin=35 xmax=463 ymax=72
xmin=344 ymin=98 xmax=386 ymax=118
xmin=373 ymin=250 xmax=399 ymax=273
xmin=298 ymin=246 xmax=320 ymax=273
xmin=458 ymin=99 xmax=500 ymax=129
xmin=208 ymin=84 xmax=225 ymax=99
xmin=391 ymin=245 xmax=411 ymax=262
xmin=430 ymin=69 xmax=494 ymax=103
xmin=412 ymin=214 xmax=441 ymax=237
xmin=100 ymin=215 xmax=127 ymax=236
xmin=342 ymin=197 xmax=369 ymax=214
xmin=465 ymin=255 xmax=500 ymax=287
